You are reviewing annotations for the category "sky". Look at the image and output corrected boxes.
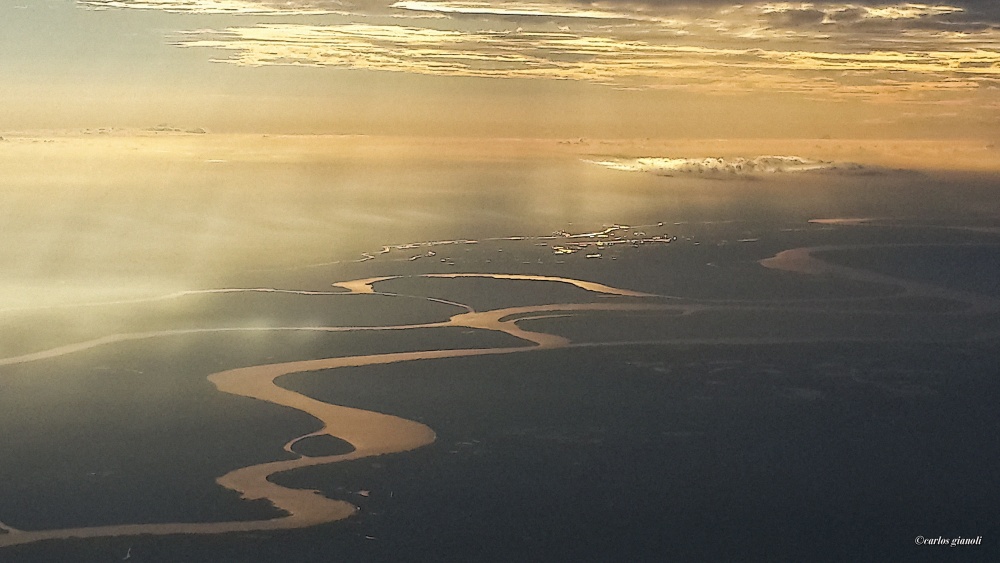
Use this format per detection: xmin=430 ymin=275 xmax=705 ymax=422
xmin=2 ymin=0 xmax=999 ymax=138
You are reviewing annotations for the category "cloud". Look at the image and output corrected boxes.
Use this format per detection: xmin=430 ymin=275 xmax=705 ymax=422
xmin=389 ymin=1 xmax=648 ymax=20
xmin=78 ymin=0 xmax=349 ymax=15
xmin=757 ymin=3 xmax=965 ymax=22
xmin=82 ymin=0 xmax=1000 ymax=103
xmin=584 ymin=155 xmax=885 ymax=178
xmin=175 ymin=18 xmax=1000 ymax=101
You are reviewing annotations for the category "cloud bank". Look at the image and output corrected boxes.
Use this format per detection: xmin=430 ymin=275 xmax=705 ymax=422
xmin=81 ymin=1 xmax=1000 ymax=102
xmin=585 ymin=156 xmax=880 ymax=177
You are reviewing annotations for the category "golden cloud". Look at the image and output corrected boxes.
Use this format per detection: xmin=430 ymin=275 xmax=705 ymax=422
xmin=176 ymin=19 xmax=1000 ymax=101
xmin=81 ymin=0 xmax=1000 ymax=102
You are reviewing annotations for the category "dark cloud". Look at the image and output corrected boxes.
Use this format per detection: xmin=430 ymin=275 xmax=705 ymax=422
xmin=759 ymin=9 xmax=826 ymax=28
xmin=577 ymin=0 xmax=1000 ymax=22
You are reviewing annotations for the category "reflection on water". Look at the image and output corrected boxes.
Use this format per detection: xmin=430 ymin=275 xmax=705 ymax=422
xmin=0 ymin=135 xmax=649 ymax=309
xmin=1 ymin=239 xmax=996 ymax=546
xmin=0 ymin=271 xmax=671 ymax=547
xmin=1 ymin=135 xmax=1000 ymax=549
xmin=6 ymin=134 xmax=998 ymax=311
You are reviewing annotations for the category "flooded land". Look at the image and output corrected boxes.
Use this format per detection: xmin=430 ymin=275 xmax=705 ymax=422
xmin=1 ymin=135 xmax=998 ymax=561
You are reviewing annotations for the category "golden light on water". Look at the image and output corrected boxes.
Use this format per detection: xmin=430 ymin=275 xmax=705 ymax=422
xmin=1 ymin=132 xmax=995 ymax=312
